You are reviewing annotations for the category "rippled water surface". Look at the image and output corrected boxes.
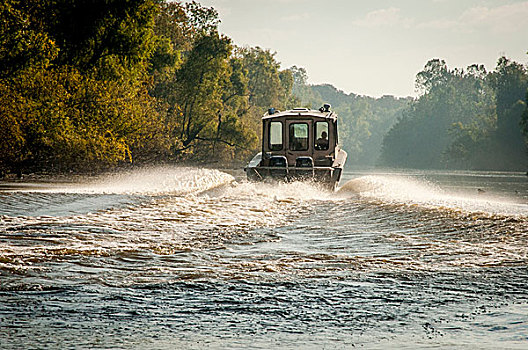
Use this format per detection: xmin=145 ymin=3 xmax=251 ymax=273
xmin=1 ymin=167 xmax=527 ymax=348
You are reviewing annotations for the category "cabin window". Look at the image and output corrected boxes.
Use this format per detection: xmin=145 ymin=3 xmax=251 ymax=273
xmin=315 ymin=121 xmax=329 ymax=150
xmin=289 ymin=123 xmax=308 ymax=151
xmin=269 ymin=121 xmax=283 ymax=151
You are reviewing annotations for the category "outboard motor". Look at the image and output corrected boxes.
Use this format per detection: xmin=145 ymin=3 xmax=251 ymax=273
xmin=294 ymin=156 xmax=314 ymax=179
xmin=269 ymin=155 xmax=288 ymax=178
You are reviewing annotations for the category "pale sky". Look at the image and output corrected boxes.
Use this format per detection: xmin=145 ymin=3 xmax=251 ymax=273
xmin=193 ymin=0 xmax=528 ymax=97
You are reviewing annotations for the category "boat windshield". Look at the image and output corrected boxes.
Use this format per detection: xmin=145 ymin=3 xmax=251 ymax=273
xmin=269 ymin=121 xmax=283 ymax=151
xmin=289 ymin=123 xmax=308 ymax=151
xmin=315 ymin=121 xmax=329 ymax=150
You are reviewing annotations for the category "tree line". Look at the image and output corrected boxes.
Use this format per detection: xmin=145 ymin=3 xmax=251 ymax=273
xmin=291 ymin=57 xmax=528 ymax=171
xmin=291 ymin=66 xmax=410 ymax=167
xmin=0 ymin=0 xmax=297 ymax=174
xmin=1 ymin=0 xmax=527 ymax=174
xmin=379 ymin=57 xmax=528 ymax=170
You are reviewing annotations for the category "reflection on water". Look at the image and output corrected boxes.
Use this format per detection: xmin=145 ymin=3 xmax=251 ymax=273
xmin=1 ymin=167 xmax=527 ymax=348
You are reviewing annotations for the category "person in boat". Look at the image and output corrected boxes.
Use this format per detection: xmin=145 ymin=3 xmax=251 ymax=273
xmin=316 ymin=131 xmax=329 ymax=150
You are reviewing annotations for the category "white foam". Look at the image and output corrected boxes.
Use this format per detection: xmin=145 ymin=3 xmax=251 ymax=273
xmin=338 ymin=175 xmax=528 ymax=217
xmin=226 ymin=180 xmax=335 ymax=202
xmin=40 ymin=167 xmax=235 ymax=195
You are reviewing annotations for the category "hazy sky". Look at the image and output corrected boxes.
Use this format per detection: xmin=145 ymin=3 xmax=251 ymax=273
xmin=192 ymin=0 xmax=528 ymax=97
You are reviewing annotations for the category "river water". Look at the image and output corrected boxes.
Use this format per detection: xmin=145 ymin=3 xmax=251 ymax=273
xmin=1 ymin=167 xmax=527 ymax=349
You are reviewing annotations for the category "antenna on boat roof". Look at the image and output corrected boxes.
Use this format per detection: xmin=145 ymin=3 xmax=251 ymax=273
xmin=319 ymin=103 xmax=331 ymax=113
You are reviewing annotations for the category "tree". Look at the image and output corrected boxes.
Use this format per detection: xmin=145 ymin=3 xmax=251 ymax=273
xmin=0 ymin=0 xmax=168 ymax=173
xmin=381 ymin=60 xmax=493 ymax=168
xmin=173 ymin=32 xmax=233 ymax=149
xmin=0 ymin=0 xmax=58 ymax=79
xmin=487 ymin=57 xmax=528 ymax=165
xmin=237 ymin=46 xmax=294 ymax=111
xmin=522 ymin=51 xmax=528 ymax=144
xmin=415 ymin=59 xmax=449 ymax=95
xmin=380 ymin=57 xmax=528 ymax=170
xmin=35 ymin=0 xmax=158 ymax=79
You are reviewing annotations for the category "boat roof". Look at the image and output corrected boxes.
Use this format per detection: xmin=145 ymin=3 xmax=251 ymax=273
xmin=262 ymin=107 xmax=337 ymax=121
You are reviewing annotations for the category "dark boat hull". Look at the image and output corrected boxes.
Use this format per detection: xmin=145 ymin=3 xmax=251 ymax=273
xmin=244 ymin=152 xmax=346 ymax=191
xmin=245 ymin=106 xmax=347 ymax=191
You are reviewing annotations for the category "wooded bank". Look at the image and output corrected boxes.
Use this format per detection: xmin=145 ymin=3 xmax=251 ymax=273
xmin=1 ymin=1 xmax=527 ymax=175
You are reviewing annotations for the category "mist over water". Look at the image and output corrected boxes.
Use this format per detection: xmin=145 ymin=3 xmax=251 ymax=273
xmin=340 ymin=173 xmax=528 ymax=216
xmin=1 ymin=167 xmax=527 ymax=348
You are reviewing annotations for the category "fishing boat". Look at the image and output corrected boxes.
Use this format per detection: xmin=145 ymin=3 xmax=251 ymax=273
xmin=244 ymin=104 xmax=347 ymax=190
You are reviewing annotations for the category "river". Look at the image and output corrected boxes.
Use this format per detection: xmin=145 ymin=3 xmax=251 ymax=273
xmin=1 ymin=167 xmax=527 ymax=349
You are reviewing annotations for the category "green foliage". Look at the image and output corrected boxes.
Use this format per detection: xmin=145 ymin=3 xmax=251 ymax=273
xmin=487 ymin=57 xmax=528 ymax=165
xmin=152 ymin=6 xmax=243 ymax=160
xmin=291 ymin=80 xmax=409 ymax=166
xmin=380 ymin=57 xmax=528 ymax=170
xmin=173 ymin=32 xmax=233 ymax=148
xmin=237 ymin=47 xmax=294 ymax=111
xmin=0 ymin=1 xmax=59 ymax=79
xmin=523 ymin=50 xmax=528 ymax=144
xmin=1 ymin=0 xmax=301 ymax=173
xmin=37 ymin=0 xmax=158 ymax=78
xmin=149 ymin=3 xmax=296 ymax=162
xmin=0 ymin=0 xmax=165 ymax=173
xmin=17 ymin=0 xmax=519 ymax=174
xmin=522 ymin=91 xmax=528 ymax=145
xmin=415 ymin=59 xmax=449 ymax=94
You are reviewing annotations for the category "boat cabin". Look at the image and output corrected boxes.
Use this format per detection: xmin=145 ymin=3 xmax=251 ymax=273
xmin=245 ymin=104 xmax=347 ymax=189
